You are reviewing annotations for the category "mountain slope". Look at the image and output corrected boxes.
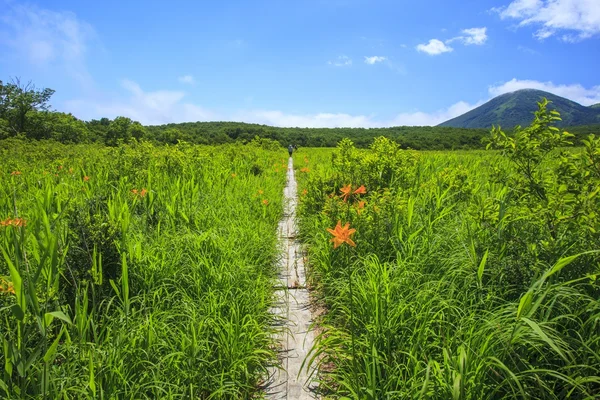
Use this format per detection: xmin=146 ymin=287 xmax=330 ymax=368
xmin=439 ymin=89 xmax=600 ymax=128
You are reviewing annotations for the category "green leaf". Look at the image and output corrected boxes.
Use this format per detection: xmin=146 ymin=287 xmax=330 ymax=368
xmin=10 ymin=304 xmax=24 ymax=321
xmin=45 ymin=311 xmax=72 ymax=326
xmin=477 ymin=249 xmax=489 ymax=286
xmin=521 ymin=318 xmax=569 ymax=362
xmin=517 ymin=290 xmax=533 ymax=320
xmin=43 ymin=327 xmax=64 ymax=363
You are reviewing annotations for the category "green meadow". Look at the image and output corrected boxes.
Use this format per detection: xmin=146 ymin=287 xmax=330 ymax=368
xmin=1 ymin=103 xmax=599 ymax=399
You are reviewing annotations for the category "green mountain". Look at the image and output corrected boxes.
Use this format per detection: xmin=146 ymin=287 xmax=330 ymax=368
xmin=590 ymin=103 xmax=600 ymax=109
xmin=439 ymin=89 xmax=600 ymax=128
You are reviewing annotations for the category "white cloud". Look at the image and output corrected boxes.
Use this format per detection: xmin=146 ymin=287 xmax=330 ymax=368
xmin=178 ymin=75 xmax=196 ymax=85
xmin=517 ymin=44 xmax=541 ymax=54
xmin=235 ymin=110 xmax=374 ymax=128
xmin=65 ymin=80 xmax=214 ymax=125
xmin=460 ymin=27 xmax=488 ymax=45
xmin=0 ymin=3 xmax=96 ymax=87
xmin=234 ymin=101 xmax=481 ymax=127
xmin=489 ymin=78 xmax=600 ymax=105
xmin=446 ymin=27 xmax=488 ymax=45
xmin=416 ymin=39 xmax=453 ymax=55
xmin=494 ymin=0 xmax=600 ymax=41
xmin=328 ymin=55 xmax=352 ymax=66
xmin=419 ymin=27 xmax=487 ymax=55
xmin=417 ymin=39 xmax=454 ymax=56
xmin=364 ymin=56 xmax=387 ymax=64
xmin=388 ymin=101 xmax=482 ymax=126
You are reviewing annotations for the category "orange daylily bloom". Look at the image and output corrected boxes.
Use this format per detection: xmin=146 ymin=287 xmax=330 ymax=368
xmin=0 ymin=279 xmax=16 ymax=295
xmin=357 ymin=201 xmax=366 ymax=209
xmin=353 ymin=185 xmax=367 ymax=195
xmin=231 ymin=173 xmax=237 ymax=178
xmin=258 ymin=189 xmax=264 ymax=195
xmin=302 ymin=189 xmax=308 ymax=196
xmin=0 ymin=218 xmax=27 ymax=228
xmin=83 ymin=176 xmax=90 ymax=182
xmin=10 ymin=171 xmax=22 ymax=176
xmin=262 ymin=199 xmax=269 ymax=205
xmin=300 ymin=167 xmax=310 ymax=173
xmin=340 ymin=184 xmax=352 ymax=202
xmin=327 ymin=221 xmax=356 ymax=249
xmin=131 ymin=188 xmax=148 ymax=198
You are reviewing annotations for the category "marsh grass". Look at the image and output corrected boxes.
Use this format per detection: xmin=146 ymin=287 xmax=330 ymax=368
xmin=0 ymin=139 xmax=287 ymax=399
xmin=295 ymin=125 xmax=600 ymax=398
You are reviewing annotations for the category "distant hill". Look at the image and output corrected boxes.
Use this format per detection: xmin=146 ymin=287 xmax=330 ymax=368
xmin=590 ymin=103 xmax=600 ymax=109
xmin=439 ymin=89 xmax=600 ymax=128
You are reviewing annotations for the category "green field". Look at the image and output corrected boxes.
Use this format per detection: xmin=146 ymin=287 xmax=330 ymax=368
xmin=0 ymin=139 xmax=287 ymax=398
xmin=1 ymin=104 xmax=600 ymax=399
xmin=294 ymin=109 xmax=600 ymax=398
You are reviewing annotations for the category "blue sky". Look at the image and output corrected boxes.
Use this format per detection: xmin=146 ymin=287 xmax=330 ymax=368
xmin=1 ymin=0 xmax=599 ymax=127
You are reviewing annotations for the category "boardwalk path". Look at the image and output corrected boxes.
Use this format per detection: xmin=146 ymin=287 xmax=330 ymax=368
xmin=266 ymin=157 xmax=317 ymax=399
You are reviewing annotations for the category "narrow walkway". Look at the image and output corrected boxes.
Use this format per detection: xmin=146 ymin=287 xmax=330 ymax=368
xmin=266 ymin=157 xmax=317 ymax=399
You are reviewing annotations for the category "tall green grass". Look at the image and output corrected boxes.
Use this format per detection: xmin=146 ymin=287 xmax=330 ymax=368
xmin=0 ymin=139 xmax=288 ymax=398
xmin=296 ymin=121 xmax=600 ymax=398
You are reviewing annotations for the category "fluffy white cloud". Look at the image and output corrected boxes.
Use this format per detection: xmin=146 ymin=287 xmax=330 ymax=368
xmin=235 ymin=110 xmax=375 ymax=128
xmin=364 ymin=56 xmax=387 ymax=64
xmin=234 ymin=101 xmax=480 ymax=128
xmin=489 ymin=78 xmax=600 ymax=105
xmin=178 ymin=75 xmax=196 ymax=85
xmin=460 ymin=27 xmax=488 ymax=45
xmin=494 ymin=0 xmax=600 ymax=41
xmin=416 ymin=39 xmax=453 ymax=55
xmin=327 ymin=55 xmax=352 ymax=66
xmin=64 ymin=80 xmax=214 ymax=125
xmin=0 ymin=3 xmax=95 ymax=86
xmin=388 ymin=101 xmax=482 ymax=126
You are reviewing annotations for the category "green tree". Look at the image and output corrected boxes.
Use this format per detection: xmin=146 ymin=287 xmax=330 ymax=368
xmin=105 ymin=116 xmax=133 ymax=146
xmin=129 ymin=121 xmax=147 ymax=141
xmin=0 ymin=78 xmax=55 ymax=134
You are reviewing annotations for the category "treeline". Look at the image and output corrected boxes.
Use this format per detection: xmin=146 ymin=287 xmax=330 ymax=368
xmin=2 ymin=79 xmax=599 ymax=149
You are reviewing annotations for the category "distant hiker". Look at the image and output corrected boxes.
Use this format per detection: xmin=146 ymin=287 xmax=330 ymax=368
xmin=288 ymin=144 xmax=294 ymax=157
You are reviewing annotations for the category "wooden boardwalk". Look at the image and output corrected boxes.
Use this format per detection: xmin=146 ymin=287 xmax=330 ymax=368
xmin=265 ymin=157 xmax=317 ymax=399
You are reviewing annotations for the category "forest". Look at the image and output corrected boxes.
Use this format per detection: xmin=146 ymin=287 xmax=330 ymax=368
xmin=2 ymin=79 xmax=599 ymax=150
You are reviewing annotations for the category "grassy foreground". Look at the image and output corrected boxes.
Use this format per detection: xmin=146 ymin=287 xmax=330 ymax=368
xmin=0 ymin=139 xmax=287 ymax=398
xmin=295 ymin=106 xmax=600 ymax=398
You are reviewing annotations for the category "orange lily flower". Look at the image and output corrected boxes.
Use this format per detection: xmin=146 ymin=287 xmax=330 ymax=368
xmin=131 ymin=189 xmax=139 ymax=195
xmin=340 ymin=184 xmax=352 ymax=202
xmin=327 ymin=221 xmax=356 ymax=248
xmin=353 ymin=185 xmax=366 ymax=195
xmin=262 ymin=199 xmax=269 ymax=206
xmin=10 ymin=171 xmax=22 ymax=176
xmin=0 ymin=218 xmax=27 ymax=228
xmin=140 ymin=188 xmax=148 ymax=198
xmin=83 ymin=176 xmax=90 ymax=182
xmin=300 ymin=167 xmax=310 ymax=173
xmin=302 ymin=189 xmax=308 ymax=196
xmin=258 ymin=189 xmax=264 ymax=195
xmin=0 ymin=279 xmax=16 ymax=295
xmin=231 ymin=173 xmax=237 ymax=178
